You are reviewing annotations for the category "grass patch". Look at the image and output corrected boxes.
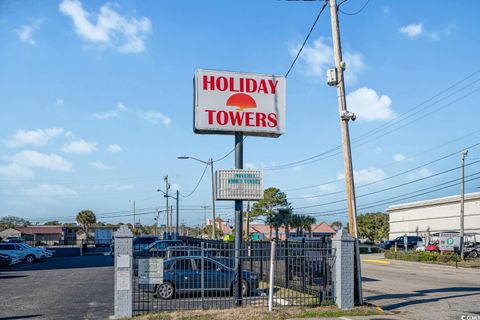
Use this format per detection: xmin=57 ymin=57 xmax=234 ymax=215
xmin=130 ymin=306 xmax=383 ymax=320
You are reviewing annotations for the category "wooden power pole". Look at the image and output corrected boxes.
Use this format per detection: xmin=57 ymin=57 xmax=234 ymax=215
xmin=328 ymin=0 xmax=362 ymax=303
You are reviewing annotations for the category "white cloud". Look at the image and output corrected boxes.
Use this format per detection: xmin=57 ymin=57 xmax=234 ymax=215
xmin=317 ymin=183 xmax=340 ymax=193
xmin=9 ymin=150 xmax=72 ymax=172
xmin=5 ymin=127 xmax=64 ymax=148
xmin=62 ymin=139 xmax=97 ymax=154
xmin=144 ymin=112 xmax=172 ymax=126
xmin=0 ymin=163 xmax=34 ymax=180
xmin=400 ymin=23 xmax=423 ymax=38
xmin=408 ymin=167 xmax=432 ymax=180
xmin=23 ymin=184 xmax=77 ymax=197
xmin=104 ymin=183 xmax=133 ymax=191
xmin=88 ymin=161 xmax=112 ymax=169
xmin=108 ymin=144 xmax=122 ymax=153
xmin=290 ymin=37 xmax=365 ymax=82
xmin=14 ymin=18 xmax=44 ymax=45
xmin=117 ymin=103 xmax=129 ymax=112
xmin=347 ymin=87 xmax=395 ymax=121
xmin=338 ymin=167 xmax=386 ymax=184
xmin=59 ymin=0 xmax=151 ymax=53
xmin=94 ymin=110 xmax=118 ymax=119
xmin=393 ymin=154 xmax=406 ymax=162
xmin=56 ymin=99 xmax=64 ymax=106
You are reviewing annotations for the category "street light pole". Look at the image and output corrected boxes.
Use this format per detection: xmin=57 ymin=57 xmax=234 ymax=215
xmin=460 ymin=149 xmax=468 ymax=260
xmin=176 ymin=189 xmax=180 ymax=237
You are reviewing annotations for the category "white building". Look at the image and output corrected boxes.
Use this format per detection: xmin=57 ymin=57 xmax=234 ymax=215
xmin=387 ymin=192 xmax=480 ymax=239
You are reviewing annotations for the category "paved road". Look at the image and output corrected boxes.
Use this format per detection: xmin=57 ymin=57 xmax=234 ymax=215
xmin=361 ymin=254 xmax=480 ymax=320
xmin=0 ymin=255 xmax=113 ymax=320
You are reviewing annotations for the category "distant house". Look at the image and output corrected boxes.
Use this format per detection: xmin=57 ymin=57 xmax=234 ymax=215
xmin=248 ymin=222 xmax=336 ymax=240
xmin=0 ymin=226 xmax=64 ymax=244
xmin=207 ymin=217 xmax=233 ymax=236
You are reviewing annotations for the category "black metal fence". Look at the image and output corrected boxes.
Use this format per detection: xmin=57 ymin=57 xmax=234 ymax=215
xmin=132 ymin=237 xmax=334 ymax=315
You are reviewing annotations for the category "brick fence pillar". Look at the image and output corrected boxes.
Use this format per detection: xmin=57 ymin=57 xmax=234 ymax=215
xmin=113 ymin=225 xmax=133 ymax=318
xmin=332 ymin=229 xmax=354 ymax=309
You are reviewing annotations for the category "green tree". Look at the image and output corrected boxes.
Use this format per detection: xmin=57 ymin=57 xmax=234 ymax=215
xmin=250 ymin=187 xmax=290 ymax=220
xmin=0 ymin=216 xmax=30 ymax=231
xmin=266 ymin=211 xmax=283 ymax=239
xmin=75 ymin=210 xmax=96 ymax=239
xmin=43 ymin=220 xmax=61 ymax=226
xmin=290 ymin=214 xmax=316 ymax=236
xmin=357 ymin=212 xmax=389 ymax=243
xmin=330 ymin=221 xmax=343 ymax=232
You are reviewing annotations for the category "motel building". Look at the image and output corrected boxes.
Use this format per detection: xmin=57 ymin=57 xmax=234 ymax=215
xmin=387 ymin=191 xmax=480 ymax=240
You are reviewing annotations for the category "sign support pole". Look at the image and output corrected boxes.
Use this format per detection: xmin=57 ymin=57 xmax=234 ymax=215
xmin=329 ymin=0 xmax=362 ymax=304
xmin=234 ymin=132 xmax=244 ymax=306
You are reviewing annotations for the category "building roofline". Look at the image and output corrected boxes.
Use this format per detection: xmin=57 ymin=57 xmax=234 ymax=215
xmin=387 ymin=191 xmax=480 ymax=212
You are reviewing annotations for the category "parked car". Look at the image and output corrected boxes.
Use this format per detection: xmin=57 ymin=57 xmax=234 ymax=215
xmin=146 ymin=256 xmax=258 ymax=299
xmin=380 ymin=236 xmax=424 ymax=250
xmin=18 ymin=243 xmax=53 ymax=258
xmin=0 ymin=253 xmax=14 ymax=267
xmin=133 ymin=236 xmax=159 ymax=252
xmin=2 ymin=236 xmax=25 ymax=244
xmin=0 ymin=242 xmax=48 ymax=263
xmin=140 ymin=240 xmax=183 ymax=256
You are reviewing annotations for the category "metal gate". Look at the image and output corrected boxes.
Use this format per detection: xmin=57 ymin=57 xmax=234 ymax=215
xmin=132 ymin=238 xmax=334 ymax=315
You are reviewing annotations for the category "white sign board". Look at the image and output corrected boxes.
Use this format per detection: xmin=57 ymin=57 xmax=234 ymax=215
xmin=194 ymin=69 xmax=286 ymax=137
xmin=117 ymin=254 xmax=130 ymax=268
xmin=117 ymin=270 xmax=131 ymax=291
xmin=439 ymin=232 xmax=461 ymax=251
xmin=216 ymin=170 xmax=263 ymax=200
xmin=138 ymin=258 xmax=164 ymax=285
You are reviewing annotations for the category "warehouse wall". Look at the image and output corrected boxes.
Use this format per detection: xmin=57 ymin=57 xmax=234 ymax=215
xmin=388 ymin=193 xmax=480 ymax=239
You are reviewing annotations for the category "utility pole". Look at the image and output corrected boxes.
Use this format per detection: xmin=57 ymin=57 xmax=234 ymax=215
xmin=246 ymin=201 xmax=251 ymax=240
xmin=328 ymin=0 xmax=362 ymax=304
xmin=176 ymin=190 xmax=180 ymax=237
xmin=210 ymin=158 xmax=217 ymax=239
xmin=155 ymin=208 xmax=160 ymax=236
xmin=460 ymin=149 xmax=468 ymax=260
xmin=170 ymin=205 xmax=173 ymax=235
xmin=164 ymin=175 xmax=170 ymax=237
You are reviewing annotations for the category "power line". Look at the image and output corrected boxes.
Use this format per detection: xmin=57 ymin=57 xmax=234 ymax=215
xmin=338 ymin=0 xmax=370 ymax=15
xmin=285 ymin=0 xmax=329 ymax=78
xmin=286 ymin=142 xmax=480 ymax=199
xmin=293 ymin=160 xmax=480 ymax=208
xmin=298 ymin=173 xmax=480 ymax=218
xmin=179 ymin=163 xmax=210 ymax=198
xmin=213 ymin=137 xmax=247 ymax=163
xmin=264 ymin=70 xmax=480 ymax=170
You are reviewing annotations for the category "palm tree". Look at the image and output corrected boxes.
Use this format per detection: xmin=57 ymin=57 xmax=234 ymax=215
xmin=290 ymin=214 xmax=303 ymax=236
xmin=76 ymin=210 xmax=96 ymax=240
xmin=302 ymin=215 xmax=316 ymax=237
xmin=266 ymin=212 xmax=283 ymax=240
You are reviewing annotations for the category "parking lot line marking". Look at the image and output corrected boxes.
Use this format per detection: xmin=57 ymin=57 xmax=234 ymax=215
xmin=364 ymin=259 xmax=391 ymax=265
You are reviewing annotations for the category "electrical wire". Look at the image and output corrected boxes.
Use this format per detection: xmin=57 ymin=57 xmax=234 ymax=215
xmin=213 ymin=137 xmax=247 ymax=163
xmin=338 ymin=0 xmax=370 ymax=15
xmin=285 ymin=0 xmax=329 ymax=78
xmin=289 ymin=143 xmax=480 ymax=200
xmin=263 ymin=70 xmax=480 ymax=171
xmin=298 ymin=173 xmax=480 ymax=217
xmin=179 ymin=163 xmax=210 ymax=198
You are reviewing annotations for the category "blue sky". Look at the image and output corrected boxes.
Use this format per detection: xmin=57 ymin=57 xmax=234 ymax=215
xmin=1 ymin=0 xmax=480 ymax=227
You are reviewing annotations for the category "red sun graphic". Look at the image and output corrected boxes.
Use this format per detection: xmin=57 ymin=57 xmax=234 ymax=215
xmin=226 ymin=93 xmax=256 ymax=112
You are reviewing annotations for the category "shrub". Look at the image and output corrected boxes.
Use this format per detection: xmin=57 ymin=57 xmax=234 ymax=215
xmin=385 ymin=249 xmax=458 ymax=263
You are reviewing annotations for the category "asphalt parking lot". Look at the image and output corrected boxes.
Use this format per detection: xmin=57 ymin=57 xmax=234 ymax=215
xmin=0 ymin=255 xmax=113 ymax=320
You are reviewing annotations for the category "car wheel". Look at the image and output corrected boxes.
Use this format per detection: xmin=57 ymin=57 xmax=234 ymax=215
xmin=25 ymin=254 xmax=36 ymax=264
xmin=156 ymin=282 xmax=175 ymax=299
xmin=470 ymin=250 xmax=478 ymax=258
